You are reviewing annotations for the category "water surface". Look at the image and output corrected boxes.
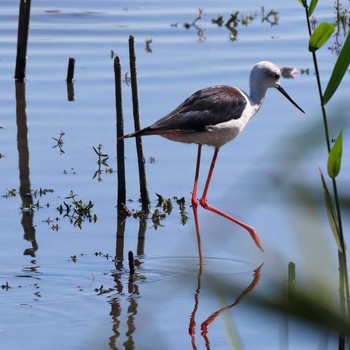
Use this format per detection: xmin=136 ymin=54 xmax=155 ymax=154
xmin=0 ymin=1 xmax=349 ymax=349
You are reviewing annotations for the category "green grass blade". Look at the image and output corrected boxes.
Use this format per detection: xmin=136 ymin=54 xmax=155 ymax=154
xmin=308 ymin=0 xmax=318 ymax=16
xmin=323 ymin=33 xmax=350 ymax=104
xmin=320 ymin=169 xmax=342 ymax=252
xmin=327 ymin=130 xmax=343 ymax=178
xmin=309 ymin=23 xmax=336 ymax=52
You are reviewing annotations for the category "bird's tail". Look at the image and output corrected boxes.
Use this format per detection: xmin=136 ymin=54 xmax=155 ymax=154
xmin=117 ymin=127 xmax=151 ymax=141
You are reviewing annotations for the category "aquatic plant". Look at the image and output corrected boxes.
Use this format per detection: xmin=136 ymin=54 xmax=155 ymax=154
xmin=300 ymin=0 xmax=350 ymax=322
xmin=92 ymin=144 xmax=112 ymax=182
xmin=56 ymin=191 xmax=97 ymax=229
xmin=121 ymin=193 xmax=188 ymax=229
xmin=52 ymin=130 xmax=65 ymax=155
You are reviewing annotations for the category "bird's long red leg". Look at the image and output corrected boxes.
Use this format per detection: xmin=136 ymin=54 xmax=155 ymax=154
xmin=192 ymin=145 xmax=203 ymax=265
xmin=199 ymin=148 xmax=264 ymax=251
xmin=191 ymin=144 xmax=202 ymax=208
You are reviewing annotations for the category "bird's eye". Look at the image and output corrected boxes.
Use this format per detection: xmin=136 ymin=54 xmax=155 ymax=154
xmin=274 ymin=73 xmax=280 ymax=80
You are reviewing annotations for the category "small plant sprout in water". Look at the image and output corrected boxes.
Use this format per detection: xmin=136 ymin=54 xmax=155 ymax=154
xmin=183 ymin=7 xmax=281 ymax=42
xmin=184 ymin=8 xmax=204 ymax=29
xmin=156 ymin=193 xmax=172 ymax=214
xmin=51 ymin=223 xmax=60 ymax=231
xmin=32 ymin=188 xmax=54 ymax=198
xmin=93 ymin=144 xmax=113 ymax=182
xmin=2 ymin=188 xmax=16 ymax=198
xmin=148 ymin=156 xmax=156 ymax=164
xmin=94 ymin=285 xmax=114 ymax=296
xmin=261 ymin=7 xmax=279 ymax=26
xmin=20 ymin=200 xmax=41 ymax=215
xmin=43 ymin=217 xmax=60 ymax=231
xmin=1 ymin=282 xmax=11 ymax=291
xmin=223 ymin=11 xmax=240 ymax=41
xmin=211 ymin=7 xmax=278 ymax=41
xmin=52 ymin=130 xmax=65 ymax=154
xmin=57 ymin=190 xmax=97 ymax=229
xmin=145 ymin=39 xmax=152 ymax=53
xmin=123 ymin=194 xmax=188 ymax=229
xmin=183 ymin=8 xmax=206 ymax=42
xmin=176 ymin=196 xmax=188 ymax=225
xmin=122 ymin=72 xmax=131 ymax=85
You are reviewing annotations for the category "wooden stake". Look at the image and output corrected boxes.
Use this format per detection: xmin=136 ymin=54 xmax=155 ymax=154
xmin=15 ymin=0 xmax=32 ymax=81
xmin=115 ymin=56 xmax=126 ymax=210
xmin=128 ymin=35 xmax=150 ymax=212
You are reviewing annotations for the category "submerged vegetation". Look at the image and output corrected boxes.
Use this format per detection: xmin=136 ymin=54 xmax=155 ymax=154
xmin=56 ymin=191 xmax=97 ymax=229
xmin=92 ymin=144 xmax=113 ymax=182
xmin=52 ymin=130 xmax=65 ymax=154
xmin=121 ymin=193 xmax=188 ymax=229
xmin=178 ymin=7 xmax=280 ymax=42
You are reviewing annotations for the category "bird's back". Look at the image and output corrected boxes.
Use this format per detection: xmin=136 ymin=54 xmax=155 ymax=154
xmin=148 ymin=85 xmax=248 ymax=133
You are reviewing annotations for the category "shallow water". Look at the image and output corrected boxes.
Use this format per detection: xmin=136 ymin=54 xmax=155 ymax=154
xmin=1 ymin=0 xmax=349 ymax=349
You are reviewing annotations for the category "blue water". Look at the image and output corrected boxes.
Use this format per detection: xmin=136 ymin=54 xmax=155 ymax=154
xmin=0 ymin=1 xmax=349 ymax=349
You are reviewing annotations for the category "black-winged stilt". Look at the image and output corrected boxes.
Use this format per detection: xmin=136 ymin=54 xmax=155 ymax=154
xmin=118 ymin=61 xmax=304 ymax=251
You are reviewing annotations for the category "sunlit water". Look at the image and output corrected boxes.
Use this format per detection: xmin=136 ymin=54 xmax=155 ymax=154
xmin=0 ymin=0 xmax=349 ymax=349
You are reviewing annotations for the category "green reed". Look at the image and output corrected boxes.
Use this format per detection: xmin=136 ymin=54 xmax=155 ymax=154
xmin=300 ymin=0 xmax=350 ymax=345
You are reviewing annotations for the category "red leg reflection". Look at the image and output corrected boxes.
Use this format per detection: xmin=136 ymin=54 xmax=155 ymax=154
xmin=200 ymin=263 xmax=264 ymax=346
xmin=188 ymin=260 xmax=203 ymax=349
xmin=199 ymin=148 xmax=263 ymax=252
xmin=188 ymin=208 xmax=202 ymax=347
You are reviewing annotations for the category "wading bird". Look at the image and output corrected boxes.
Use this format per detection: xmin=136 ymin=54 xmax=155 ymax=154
xmin=118 ymin=61 xmax=304 ymax=251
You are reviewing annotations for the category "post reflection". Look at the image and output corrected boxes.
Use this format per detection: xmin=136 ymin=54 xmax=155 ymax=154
xmin=109 ymin=210 xmax=145 ymax=349
xmin=15 ymin=81 xmax=38 ymax=257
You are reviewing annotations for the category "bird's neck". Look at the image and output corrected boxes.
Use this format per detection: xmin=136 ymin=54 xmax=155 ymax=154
xmin=248 ymin=71 xmax=269 ymax=111
xmin=249 ymin=85 xmax=266 ymax=109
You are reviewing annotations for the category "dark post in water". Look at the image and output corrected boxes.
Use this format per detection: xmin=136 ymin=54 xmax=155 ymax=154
xmin=128 ymin=35 xmax=150 ymax=212
xmin=114 ymin=56 xmax=126 ymax=211
xmin=15 ymin=0 xmax=32 ymax=82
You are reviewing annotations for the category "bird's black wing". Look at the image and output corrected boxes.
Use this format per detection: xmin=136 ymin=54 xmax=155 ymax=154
xmin=146 ymin=85 xmax=247 ymax=134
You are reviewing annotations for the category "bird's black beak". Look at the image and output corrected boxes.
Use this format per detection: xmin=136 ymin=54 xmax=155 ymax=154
xmin=276 ymin=84 xmax=305 ymax=114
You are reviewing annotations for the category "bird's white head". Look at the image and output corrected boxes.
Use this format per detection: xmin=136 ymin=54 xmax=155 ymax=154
xmin=250 ymin=61 xmax=282 ymax=91
xmin=249 ymin=61 xmax=304 ymax=113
